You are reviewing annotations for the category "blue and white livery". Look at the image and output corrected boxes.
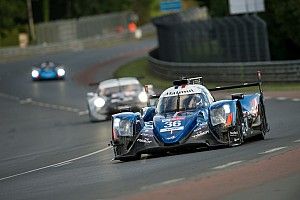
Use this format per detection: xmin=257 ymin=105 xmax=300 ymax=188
xmin=31 ymin=61 xmax=66 ymax=80
xmin=111 ymin=75 xmax=269 ymax=161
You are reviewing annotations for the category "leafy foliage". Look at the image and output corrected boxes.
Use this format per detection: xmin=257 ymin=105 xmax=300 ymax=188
xmin=260 ymin=0 xmax=300 ymax=59
xmin=1 ymin=0 xmax=300 ymax=59
xmin=0 ymin=0 xmax=27 ymax=37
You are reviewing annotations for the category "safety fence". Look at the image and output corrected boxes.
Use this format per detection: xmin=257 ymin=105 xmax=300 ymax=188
xmin=0 ymin=24 xmax=155 ymax=61
xmin=153 ymin=9 xmax=270 ymax=63
xmin=148 ymin=49 xmax=300 ymax=82
xmin=36 ymin=12 xmax=133 ymax=44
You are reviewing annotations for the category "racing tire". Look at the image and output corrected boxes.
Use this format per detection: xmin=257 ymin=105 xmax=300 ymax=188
xmin=118 ymin=154 xmax=141 ymax=162
xmin=87 ymin=106 xmax=95 ymax=122
xmin=115 ymin=137 xmax=141 ymax=162
xmin=87 ymin=105 xmax=107 ymax=122
xmin=257 ymin=98 xmax=268 ymax=140
xmin=229 ymin=105 xmax=244 ymax=147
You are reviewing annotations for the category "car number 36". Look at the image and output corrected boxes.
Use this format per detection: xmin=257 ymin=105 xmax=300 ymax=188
xmin=164 ymin=120 xmax=182 ymax=128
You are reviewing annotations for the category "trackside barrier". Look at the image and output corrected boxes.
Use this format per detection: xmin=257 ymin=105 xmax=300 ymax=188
xmin=148 ymin=48 xmax=300 ymax=82
xmin=0 ymin=24 xmax=155 ymax=61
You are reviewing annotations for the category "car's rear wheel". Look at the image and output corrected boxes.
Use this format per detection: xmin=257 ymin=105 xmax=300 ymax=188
xmin=228 ymin=105 xmax=244 ymax=146
xmin=257 ymin=98 xmax=268 ymax=140
xmin=87 ymin=106 xmax=95 ymax=122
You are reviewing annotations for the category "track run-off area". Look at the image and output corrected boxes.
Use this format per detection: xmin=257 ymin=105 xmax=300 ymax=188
xmin=0 ymin=38 xmax=299 ymax=200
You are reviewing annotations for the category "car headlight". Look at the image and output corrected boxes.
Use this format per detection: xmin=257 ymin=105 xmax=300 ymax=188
xmin=119 ymin=120 xmax=133 ymax=136
xmin=112 ymin=118 xmax=133 ymax=137
xmin=138 ymin=92 xmax=148 ymax=103
xmin=57 ymin=68 xmax=65 ymax=77
xmin=210 ymin=104 xmax=232 ymax=126
xmin=31 ymin=70 xmax=39 ymax=78
xmin=93 ymin=98 xmax=105 ymax=108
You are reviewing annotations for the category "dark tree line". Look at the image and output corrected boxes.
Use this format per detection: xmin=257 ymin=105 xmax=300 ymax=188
xmin=0 ymin=0 xmax=299 ymax=59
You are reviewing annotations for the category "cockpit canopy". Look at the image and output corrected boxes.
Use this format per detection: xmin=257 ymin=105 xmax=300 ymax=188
xmin=41 ymin=61 xmax=55 ymax=68
xmin=156 ymin=93 xmax=209 ymax=114
xmin=99 ymin=83 xmax=142 ymax=96
xmin=97 ymin=77 xmax=143 ymax=97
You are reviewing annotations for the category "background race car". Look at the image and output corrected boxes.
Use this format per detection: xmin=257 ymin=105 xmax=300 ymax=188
xmin=86 ymin=77 xmax=154 ymax=122
xmin=111 ymin=74 xmax=269 ymax=161
xmin=31 ymin=61 xmax=66 ymax=80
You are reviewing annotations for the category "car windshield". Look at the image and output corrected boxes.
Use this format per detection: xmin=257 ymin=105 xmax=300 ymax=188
xmin=41 ymin=62 xmax=55 ymax=68
xmin=157 ymin=93 xmax=209 ymax=114
xmin=100 ymin=83 xmax=142 ymax=96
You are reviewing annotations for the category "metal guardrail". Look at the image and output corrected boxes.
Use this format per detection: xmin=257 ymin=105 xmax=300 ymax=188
xmin=148 ymin=49 xmax=300 ymax=82
xmin=0 ymin=24 xmax=155 ymax=61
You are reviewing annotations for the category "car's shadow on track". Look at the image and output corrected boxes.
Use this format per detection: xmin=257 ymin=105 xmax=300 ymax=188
xmin=112 ymin=136 xmax=272 ymax=164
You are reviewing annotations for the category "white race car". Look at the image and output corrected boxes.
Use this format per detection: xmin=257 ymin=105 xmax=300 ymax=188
xmin=86 ymin=77 xmax=153 ymax=122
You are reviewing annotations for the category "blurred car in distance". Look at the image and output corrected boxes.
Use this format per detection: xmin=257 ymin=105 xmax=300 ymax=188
xmin=86 ymin=77 xmax=154 ymax=122
xmin=31 ymin=61 xmax=66 ymax=80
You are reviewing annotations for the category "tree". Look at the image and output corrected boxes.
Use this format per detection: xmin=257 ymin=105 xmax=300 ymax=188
xmin=260 ymin=0 xmax=300 ymax=59
xmin=0 ymin=0 xmax=27 ymax=37
xmin=132 ymin=0 xmax=160 ymax=25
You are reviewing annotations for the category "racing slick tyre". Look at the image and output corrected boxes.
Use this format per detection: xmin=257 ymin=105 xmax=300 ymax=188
xmin=257 ymin=98 xmax=268 ymax=140
xmin=87 ymin=106 xmax=96 ymax=122
xmin=228 ymin=105 xmax=244 ymax=147
xmin=115 ymin=137 xmax=141 ymax=162
xmin=87 ymin=106 xmax=107 ymax=122
xmin=118 ymin=154 xmax=141 ymax=162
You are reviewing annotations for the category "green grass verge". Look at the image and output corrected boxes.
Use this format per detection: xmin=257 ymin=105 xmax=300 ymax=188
xmin=114 ymin=57 xmax=300 ymax=91
xmin=114 ymin=57 xmax=171 ymax=90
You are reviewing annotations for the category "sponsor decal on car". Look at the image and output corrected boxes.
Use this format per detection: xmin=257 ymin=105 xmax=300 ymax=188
xmin=160 ymin=120 xmax=184 ymax=133
xmin=160 ymin=126 xmax=184 ymax=133
xmin=166 ymin=136 xmax=176 ymax=140
xmin=140 ymin=133 xmax=153 ymax=137
xmin=192 ymin=130 xmax=209 ymax=138
xmin=137 ymin=138 xmax=152 ymax=144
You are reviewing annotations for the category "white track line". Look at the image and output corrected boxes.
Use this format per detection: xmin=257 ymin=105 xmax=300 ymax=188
xmin=52 ymin=161 xmax=73 ymax=168
xmin=213 ymin=160 xmax=243 ymax=170
xmin=78 ymin=110 xmax=89 ymax=116
xmin=294 ymin=139 xmax=300 ymax=143
xmin=1 ymin=92 xmax=85 ymax=115
xmin=19 ymin=98 xmax=32 ymax=104
xmin=264 ymin=96 xmax=271 ymax=100
xmin=258 ymin=146 xmax=287 ymax=155
xmin=292 ymin=98 xmax=300 ymax=102
xmin=0 ymin=92 xmax=20 ymax=101
xmin=276 ymin=97 xmax=288 ymax=101
xmin=0 ymin=146 xmax=112 ymax=182
xmin=141 ymin=178 xmax=185 ymax=191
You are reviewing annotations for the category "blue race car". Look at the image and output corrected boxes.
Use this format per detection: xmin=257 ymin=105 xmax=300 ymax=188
xmin=31 ymin=61 xmax=66 ymax=80
xmin=110 ymin=73 xmax=269 ymax=161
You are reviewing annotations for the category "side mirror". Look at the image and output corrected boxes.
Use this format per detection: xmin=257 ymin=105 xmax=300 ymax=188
xmin=231 ymin=93 xmax=244 ymax=100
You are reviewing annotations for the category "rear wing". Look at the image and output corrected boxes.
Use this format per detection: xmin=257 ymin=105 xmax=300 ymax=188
xmin=187 ymin=77 xmax=203 ymax=85
xmin=208 ymin=71 xmax=263 ymax=96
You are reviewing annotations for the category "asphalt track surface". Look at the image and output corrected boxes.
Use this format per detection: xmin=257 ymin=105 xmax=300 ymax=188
xmin=0 ymin=38 xmax=299 ymax=200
